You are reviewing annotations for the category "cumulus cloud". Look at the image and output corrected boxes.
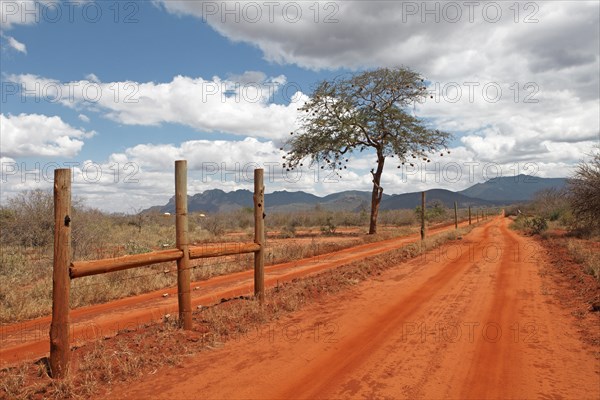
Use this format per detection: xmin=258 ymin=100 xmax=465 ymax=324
xmin=2 ymin=1 xmax=597 ymax=211
xmin=154 ymin=0 xmax=599 ymax=165
xmin=0 ymin=0 xmax=39 ymax=52
xmin=0 ymin=132 xmax=583 ymax=212
xmin=156 ymin=1 xmax=598 ymax=81
xmin=6 ymin=72 xmax=308 ymax=140
xmin=5 ymin=35 xmax=26 ymax=53
xmin=0 ymin=113 xmax=95 ymax=157
xmin=26 ymin=137 xmax=574 ymax=212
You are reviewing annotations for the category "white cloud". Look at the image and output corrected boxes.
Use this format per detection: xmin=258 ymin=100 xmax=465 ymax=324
xmin=7 ymin=72 xmax=308 ymax=140
xmin=85 ymin=73 xmax=100 ymax=83
xmin=0 ymin=113 xmax=95 ymax=157
xmin=15 ymin=138 xmax=577 ymax=212
xmin=0 ymin=0 xmax=39 ymax=30
xmin=156 ymin=1 xmax=598 ymax=81
xmin=5 ymin=35 xmax=26 ymax=53
xmin=78 ymin=113 xmax=90 ymax=123
xmin=0 ymin=133 xmax=584 ymax=212
xmin=154 ymin=0 xmax=599 ymax=167
xmin=0 ymin=0 xmax=38 ymax=52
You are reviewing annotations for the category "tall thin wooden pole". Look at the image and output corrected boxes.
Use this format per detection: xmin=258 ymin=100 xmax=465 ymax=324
xmin=468 ymin=206 xmax=472 ymax=225
xmin=50 ymin=169 xmax=71 ymax=378
xmin=254 ymin=169 xmax=265 ymax=303
xmin=175 ymin=160 xmax=192 ymax=330
xmin=477 ymin=208 xmax=479 ymax=223
xmin=454 ymin=201 xmax=458 ymax=230
xmin=420 ymin=191 xmax=426 ymax=240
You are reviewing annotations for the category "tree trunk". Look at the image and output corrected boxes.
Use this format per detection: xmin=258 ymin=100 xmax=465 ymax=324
xmin=369 ymin=152 xmax=385 ymax=234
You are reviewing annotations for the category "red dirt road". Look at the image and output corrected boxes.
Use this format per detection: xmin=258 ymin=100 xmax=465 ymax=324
xmin=115 ymin=218 xmax=599 ymax=399
xmin=0 ymin=220 xmax=467 ymax=365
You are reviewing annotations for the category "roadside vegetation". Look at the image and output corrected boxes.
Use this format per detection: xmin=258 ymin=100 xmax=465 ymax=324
xmin=0 ymin=191 xmax=469 ymax=324
xmin=508 ymin=148 xmax=600 ymax=281
xmin=0 ymin=222 xmax=475 ymax=400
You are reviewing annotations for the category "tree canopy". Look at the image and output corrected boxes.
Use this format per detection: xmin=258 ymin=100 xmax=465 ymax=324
xmin=283 ymin=67 xmax=452 ymax=234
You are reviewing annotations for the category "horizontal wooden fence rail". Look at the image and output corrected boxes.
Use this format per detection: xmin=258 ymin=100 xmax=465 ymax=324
xmin=189 ymin=242 xmax=261 ymax=259
xmin=70 ymin=249 xmax=184 ymax=279
xmin=50 ymin=162 xmax=266 ymax=378
xmin=70 ymin=242 xmax=262 ymax=279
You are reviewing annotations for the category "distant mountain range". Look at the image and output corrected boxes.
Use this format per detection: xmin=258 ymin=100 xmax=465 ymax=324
xmin=459 ymin=175 xmax=568 ymax=202
xmin=144 ymin=174 xmax=567 ymax=214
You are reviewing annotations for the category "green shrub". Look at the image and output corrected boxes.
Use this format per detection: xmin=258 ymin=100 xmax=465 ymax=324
xmin=414 ymin=200 xmax=447 ymax=223
xmin=529 ymin=216 xmax=548 ymax=234
xmin=320 ymin=216 xmax=336 ymax=235
xmin=511 ymin=215 xmax=548 ymax=235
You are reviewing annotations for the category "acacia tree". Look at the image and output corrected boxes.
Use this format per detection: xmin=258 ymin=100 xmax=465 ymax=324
xmin=283 ymin=67 xmax=452 ymax=234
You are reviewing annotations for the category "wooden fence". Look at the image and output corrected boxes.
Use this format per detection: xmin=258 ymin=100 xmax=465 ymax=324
xmin=49 ymin=161 xmax=265 ymax=378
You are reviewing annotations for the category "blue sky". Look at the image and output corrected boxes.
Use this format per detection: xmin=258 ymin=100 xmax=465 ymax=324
xmin=1 ymin=1 xmax=599 ymax=212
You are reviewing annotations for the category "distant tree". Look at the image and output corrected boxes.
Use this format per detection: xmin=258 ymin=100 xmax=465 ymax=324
xmin=128 ymin=207 xmax=146 ymax=233
xmin=568 ymin=147 xmax=600 ymax=234
xmin=283 ymin=67 xmax=452 ymax=234
xmin=530 ymin=188 xmax=569 ymax=221
xmin=3 ymin=189 xmax=53 ymax=247
xmin=415 ymin=199 xmax=446 ymax=222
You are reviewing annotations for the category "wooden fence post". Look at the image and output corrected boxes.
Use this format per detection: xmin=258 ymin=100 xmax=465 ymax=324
xmin=175 ymin=160 xmax=192 ymax=330
xmin=50 ymin=169 xmax=71 ymax=378
xmin=468 ymin=206 xmax=472 ymax=225
xmin=254 ymin=169 xmax=265 ymax=303
xmin=420 ymin=191 xmax=426 ymax=240
xmin=454 ymin=201 xmax=458 ymax=230
xmin=476 ymin=209 xmax=479 ymax=223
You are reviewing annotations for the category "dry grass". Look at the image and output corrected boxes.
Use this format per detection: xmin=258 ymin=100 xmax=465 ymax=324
xmin=0 ymin=219 xmax=421 ymax=324
xmin=0 ymin=223 xmax=474 ymax=399
xmin=565 ymin=239 xmax=600 ymax=280
xmin=0 ymin=364 xmax=28 ymax=399
xmin=1 ymin=197 xmax=467 ymax=325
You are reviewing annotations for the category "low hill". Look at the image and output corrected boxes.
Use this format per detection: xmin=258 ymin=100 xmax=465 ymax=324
xmin=380 ymin=189 xmax=495 ymax=210
xmin=459 ymin=174 xmax=567 ymax=202
xmin=144 ymin=175 xmax=567 ymax=214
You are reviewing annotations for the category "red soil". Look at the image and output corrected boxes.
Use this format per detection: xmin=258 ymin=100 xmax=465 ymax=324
xmin=0 ymin=220 xmax=467 ymax=366
xmin=111 ymin=218 xmax=600 ymax=399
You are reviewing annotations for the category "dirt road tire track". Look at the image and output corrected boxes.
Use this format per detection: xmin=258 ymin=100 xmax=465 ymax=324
xmin=0 ymin=220 xmax=470 ymax=365
xmin=113 ymin=218 xmax=599 ymax=400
